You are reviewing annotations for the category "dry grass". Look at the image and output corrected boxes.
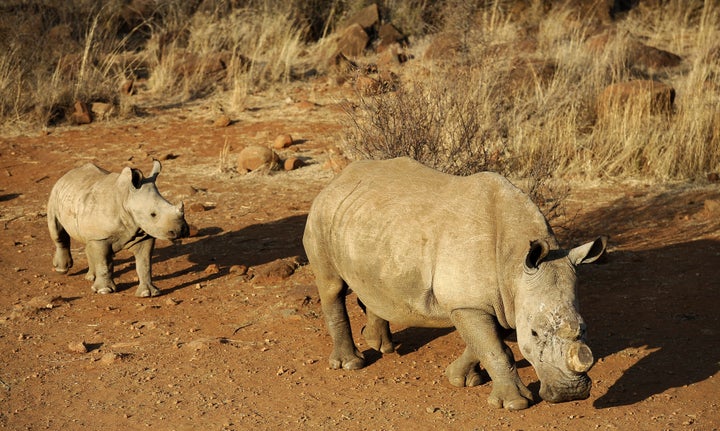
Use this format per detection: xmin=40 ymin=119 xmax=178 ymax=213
xmin=344 ymin=0 xmax=720 ymax=183
xmin=0 ymin=0 xmax=718 ymax=182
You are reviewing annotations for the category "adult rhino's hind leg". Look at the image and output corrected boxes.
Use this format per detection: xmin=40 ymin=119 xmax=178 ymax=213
xmin=48 ymin=216 xmax=73 ymax=274
xmin=361 ymin=307 xmax=395 ymax=354
xmin=317 ymin=273 xmax=364 ymax=370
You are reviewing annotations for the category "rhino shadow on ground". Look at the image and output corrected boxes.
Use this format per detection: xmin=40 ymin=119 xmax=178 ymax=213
xmin=149 ymin=214 xmax=309 ymax=293
xmin=562 ymin=189 xmax=720 ymax=408
xmin=583 ymin=241 xmax=720 ymax=408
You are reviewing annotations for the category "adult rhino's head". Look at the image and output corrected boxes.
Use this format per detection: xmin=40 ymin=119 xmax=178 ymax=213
xmin=514 ymin=237 xmax=606 ymax=404
xmin=119 ymin=160 xmax=189 ymax=241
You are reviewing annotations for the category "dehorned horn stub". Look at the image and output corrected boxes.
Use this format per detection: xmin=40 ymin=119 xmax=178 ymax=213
xmin=567 ymin=341 xmax=594 ymax=374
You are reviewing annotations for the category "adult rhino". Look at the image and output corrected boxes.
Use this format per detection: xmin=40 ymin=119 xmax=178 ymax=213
xmin=303 ymin=157 xmax=606 ymax=410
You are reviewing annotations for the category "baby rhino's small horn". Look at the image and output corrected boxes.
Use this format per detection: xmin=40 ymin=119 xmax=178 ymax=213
xmin=566 ymin=341 xmax=594 ymax=374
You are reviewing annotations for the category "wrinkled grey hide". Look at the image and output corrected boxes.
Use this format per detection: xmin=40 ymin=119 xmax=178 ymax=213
xmin=47 ymin=161 xmax=189 ymax=297
xmin=303 ymin=157 xmax=606 ymax=410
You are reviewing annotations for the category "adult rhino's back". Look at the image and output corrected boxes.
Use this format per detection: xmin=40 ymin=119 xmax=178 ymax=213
xmin=303 ymin=157 xmax=552 ymax=326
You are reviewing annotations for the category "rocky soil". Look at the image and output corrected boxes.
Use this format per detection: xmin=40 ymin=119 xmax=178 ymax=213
xmin=1 ymin=83 xmax=719 ymax=430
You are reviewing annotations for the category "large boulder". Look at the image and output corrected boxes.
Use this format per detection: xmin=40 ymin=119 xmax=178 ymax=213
xmin=596 ymin=80 xmax=675 ymax=121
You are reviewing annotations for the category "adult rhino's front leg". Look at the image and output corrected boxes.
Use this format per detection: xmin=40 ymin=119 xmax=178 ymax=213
xmin=317 ymin=275 xmax=364 ymax=370
xmin=130 ymin=238 xmax=160 ymax=297
xmin=450 ymin=309 xmax=533 ymax=411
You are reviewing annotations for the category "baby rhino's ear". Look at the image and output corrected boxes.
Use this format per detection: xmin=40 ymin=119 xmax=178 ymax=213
xmin=119 ymin=167 xmax=144 ymax=190
xmin=569 ymin=236 xmax=607 ymax=265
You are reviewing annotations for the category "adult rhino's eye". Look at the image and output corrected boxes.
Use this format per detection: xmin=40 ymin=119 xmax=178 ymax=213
xmin=531 ymin=330 xmax=539 ymax=338
xmin=151 ymin=212 xmax=157 ymax=218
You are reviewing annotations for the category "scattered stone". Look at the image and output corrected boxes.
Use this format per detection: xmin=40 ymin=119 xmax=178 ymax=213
xmin=164 ymin=297 xmax=181 ymax=306
xmin=343 ymin=3 xmax=379 ymax=31
xmin=237 ymin=145 xmax=280 ymax=172
xmin=91 ymin=102 xmax=114 ymax=120
xmin=273 ymin=134 xmax=293 ymax=149
xmin=284 ymin=157 xmax=305 ymax=171
xmin=703 ymin=199 xmax=720 ymax=218
xmin=251 ymin=258 xmax=300 ymax=283
xmin=189 ymin=202 xmax=207 ymax=212
xmin=229 ymin=264 xmax=248 ymax=275
xmin=186 ymin=338 xmax=216 ymax=351
xmin=188 ymin=224 xmax=199 ymax=237
xmin=596 ymin=80 xmax=675 ymax=121
xmin=100 ymin=352 xmax=123 ymax=365
xmin=628 ymin=41 xmax=682 ymax=72
xmin=204 ymin=264 xmax=220 ymax=275
xmin=336 ymin=23 xmax=369 ymax=58
xmin=68 ymin=341 xmax=88 ymax=354
xmin=69 ymin=101 xmax=92 ymax=125
xmin=377 ymin=23 xmax=406 ymax=51
xmin=213 ymin=115 xmax=231 ymax=127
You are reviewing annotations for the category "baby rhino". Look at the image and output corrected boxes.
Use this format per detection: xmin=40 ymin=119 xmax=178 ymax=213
xmin=47 ymin=160 xmax=189 ymax=297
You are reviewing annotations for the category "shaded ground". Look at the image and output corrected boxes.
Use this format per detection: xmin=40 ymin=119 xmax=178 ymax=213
xmin=1 ymin=85 xmax=719 ymax=430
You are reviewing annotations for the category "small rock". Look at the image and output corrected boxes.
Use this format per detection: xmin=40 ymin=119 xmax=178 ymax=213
xmin=284 ymin=157 xmax=305 ymax=171
xmin=189 ymin=202 xmax=206 ymax=212
xmin=91 ymin=102 xmax=114 ymax=120
xmin=273 ymin=134 xmax=293 ymax=149
xmin=188 ymin=224 xmax=199 ymax=237
xmin=70 ymin=101 xmax=92 ymax=125
xmin=237 ymin=145 xmax=280 ymax=172
xmin=213 ymin=115 xmax=231 ymax=127
xmin=229 ymin=264 xmax=248 ymax=275
xmin=204 ymin=264 xmax=220 ymax=275
xmin=703 ymin=199 xmax=720 ymax=217
xmin=100 ymin=352 xmax=122 ymax=365
xmin=251 ymin=258 xmax=299 ymax=283
xmin=164 ymin=297 xmax=181 ymax=306
xmin=68 ymin=341 xmax=88 ymax=353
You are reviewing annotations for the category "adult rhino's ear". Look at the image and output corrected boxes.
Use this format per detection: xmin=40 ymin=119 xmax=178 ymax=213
xmin=149 ymin=159 xmax=161 ymax=180
xmin=119 ymin=167 xmax=144 ymax=190
xmin=569 ymin=236 xmax=607 ymax=265
xmin=525 ymin=239 xmax=550 ymax=270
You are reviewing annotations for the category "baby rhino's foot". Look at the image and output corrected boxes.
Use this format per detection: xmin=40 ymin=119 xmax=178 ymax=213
xmin=53 ymin=251 xmax=73 ymax=274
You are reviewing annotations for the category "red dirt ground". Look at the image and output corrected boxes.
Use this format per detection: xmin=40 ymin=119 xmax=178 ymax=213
xmin=1 ymin=85 xmax=719 ymax=430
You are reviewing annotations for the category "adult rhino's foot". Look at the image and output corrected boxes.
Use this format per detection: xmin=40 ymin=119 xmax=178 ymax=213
xmin=445 ymin=348 xmax=483 ymax=387
xmin=135 ymin=283 xmax=161 ymax=297
xmin=361 ymin=323 xmax=395 ymax=354
xmin=445 ymin=360 xmax=483 ymax=387
xmin=487 ymin=380 xmax=533 ymax=411
xmin=329 ymin=348 xmax=365 ymax=370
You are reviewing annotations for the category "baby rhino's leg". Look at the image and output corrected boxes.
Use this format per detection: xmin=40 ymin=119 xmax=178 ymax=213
xmin=48 ymin=216 xmax=73 ymax=273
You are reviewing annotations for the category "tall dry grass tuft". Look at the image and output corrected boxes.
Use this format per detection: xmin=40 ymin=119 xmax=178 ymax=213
xmin=344 ymin=0 xmax=720 ymax=186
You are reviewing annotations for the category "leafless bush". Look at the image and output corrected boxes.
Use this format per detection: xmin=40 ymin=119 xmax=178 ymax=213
xmin=342 ymin=68 xmax=569 ymax=221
